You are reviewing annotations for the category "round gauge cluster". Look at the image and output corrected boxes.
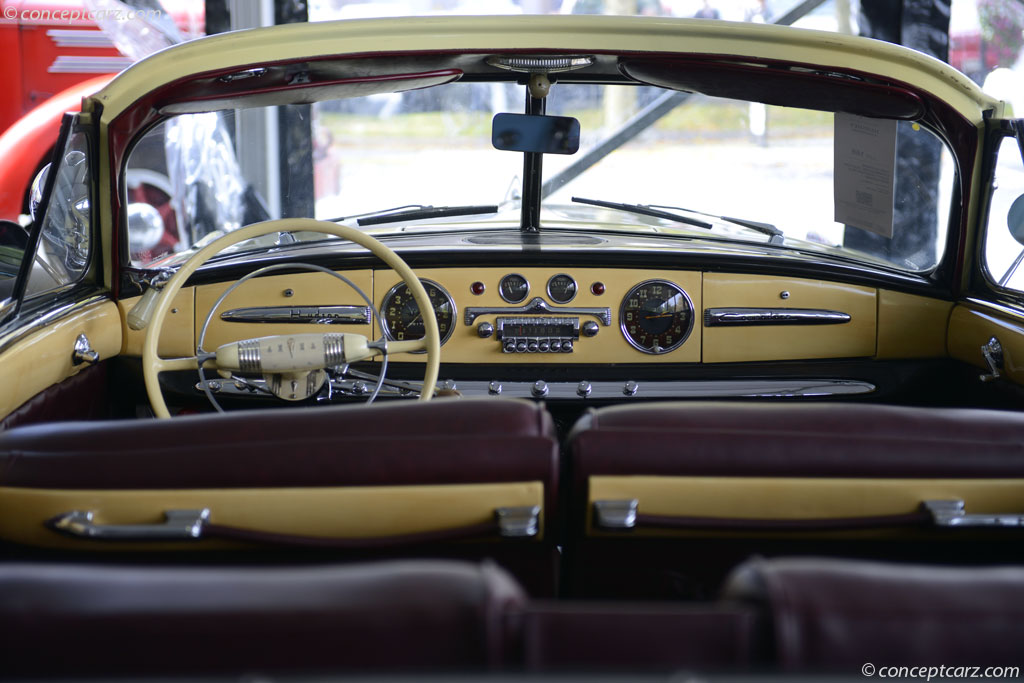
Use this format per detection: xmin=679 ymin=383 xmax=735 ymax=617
xmin=498 ymin=272 xmax=579 ymax=304
xmin=546 ymin=273 xmax=577 ymax=303
xmin=499 ymin=273 xmax=529 ymax=303
xmin=381 ymin=279 xmax=455 ymax=347
xmin=620 ymin=279 xmax=694 ymax=354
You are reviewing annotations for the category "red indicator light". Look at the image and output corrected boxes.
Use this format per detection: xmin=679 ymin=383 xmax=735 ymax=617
xmin=471 ymin=281 xmax=486 ymax=295
xmin=591 ymin=282 xmax=605 ymax=295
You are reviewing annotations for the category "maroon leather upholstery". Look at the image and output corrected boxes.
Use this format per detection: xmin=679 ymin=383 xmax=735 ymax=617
xmin=565 ymin=402 xmax=1024 ymax=599
xmin=568 ymin=401 xmax=1024 ymax=478
xmin=0 ymin=397 xmax=557 ymax=489
xmin=723 ymin=557 xmax=1024 ymax=671
xmin=0 ymin=361 xmax=110 ymax=431
xmin=517 ymin=601 xmax=764 ymax=672
xmin=0 ymin=559 xmax=525 ymax=677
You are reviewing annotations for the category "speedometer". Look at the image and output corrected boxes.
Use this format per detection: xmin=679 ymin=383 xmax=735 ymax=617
xmin=620 ymin=280 xmax=694 ymax=354
xmin=381 ymin=279 xmax=455 ymax=347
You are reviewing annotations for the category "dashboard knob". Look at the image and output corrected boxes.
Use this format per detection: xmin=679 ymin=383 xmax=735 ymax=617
xmin=531 ymin=380 xmax=549 ymax=398
xmin=516 ymin=341 xmax=528 ymax=353
xmin=623 ymin=380 xmax=639 ymax=397
xmin=477 ymin=322 xmax=494 ymax=338
xmin=576 ymin=381 xmax=592 ymax=398
xmin=582 ymin=321 xmax=599 ymax=337
xmin=538 ymin=340 xmax=550 ymax=352
xmin=440 ymin=379 xmax=457 ymax=391
xmin=561 ymin=340 xmax=574 ymax=353
xmin=503 ymin=340 xmax=516 ymax=353
xmin=488 ymin=380 xmax=502 ymax=395
xmin=527 ymin=340 xmax=539 ymax=352
xmin=550 ymin=340 xmax=562 ymax=352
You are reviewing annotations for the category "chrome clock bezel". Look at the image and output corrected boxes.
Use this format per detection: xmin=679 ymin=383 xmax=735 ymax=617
xmin=619 ymin=279 xmax=695 ymax=355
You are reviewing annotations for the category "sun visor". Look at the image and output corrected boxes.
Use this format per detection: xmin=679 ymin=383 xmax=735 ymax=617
xmin=159 ymin=69 xmax=463 ymax=115
xmin=620 ymin=59 xmax=925 ymax=120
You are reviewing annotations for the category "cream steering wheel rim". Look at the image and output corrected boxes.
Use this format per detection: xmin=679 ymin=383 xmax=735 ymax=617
xmin=142 ymin=218 xmax=440 ymax=418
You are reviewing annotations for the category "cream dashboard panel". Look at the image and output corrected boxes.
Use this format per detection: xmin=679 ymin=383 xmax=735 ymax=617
xmin=194 ymin=271 xmax=376 ymax=350
xmin=374 ymin=267 xmax=702 ymax=364
xmin=703 ymin=274 xmax=877 ymax=363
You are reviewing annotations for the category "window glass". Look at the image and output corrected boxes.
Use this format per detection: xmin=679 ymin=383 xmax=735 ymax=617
xmin=983 ymin=135 xmax=1024 ymax=292
xmin=26 ymin=131 xmax=91 ymax=297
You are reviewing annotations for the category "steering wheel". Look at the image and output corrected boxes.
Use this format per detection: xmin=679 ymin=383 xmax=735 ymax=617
xmin=142 ymin=218 xmax=440 ymax=418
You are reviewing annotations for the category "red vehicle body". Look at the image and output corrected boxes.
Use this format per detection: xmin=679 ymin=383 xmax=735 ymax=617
xmin=0 ymin=0 xmax=202 ymax=220
xmin=0 ymin=0 xmax=132 ymax=135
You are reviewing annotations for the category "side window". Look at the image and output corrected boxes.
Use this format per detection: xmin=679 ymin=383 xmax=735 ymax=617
xmin=25 ymin=130 xmax=92 ymax=297
xmin=983 ymin=133 xmax=1024 ymax=292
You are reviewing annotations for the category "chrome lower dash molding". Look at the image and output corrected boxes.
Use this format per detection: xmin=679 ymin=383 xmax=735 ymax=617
xmin=704 ymin=307 xmax=851 ymax=326
xmin=196 ymin=376 xmax=875 ymax=400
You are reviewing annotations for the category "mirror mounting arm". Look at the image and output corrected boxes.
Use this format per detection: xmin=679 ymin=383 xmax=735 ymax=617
xmin=520 ymin=89 xmax=546 ymax=234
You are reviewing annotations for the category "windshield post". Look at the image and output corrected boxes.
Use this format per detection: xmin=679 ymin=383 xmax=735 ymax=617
xmin=520 ymin=79 xmax=547 ymax=233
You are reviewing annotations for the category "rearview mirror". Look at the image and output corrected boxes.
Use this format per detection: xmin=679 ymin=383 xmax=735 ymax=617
xmin=492 ymin=113 xmax=580 ymax=155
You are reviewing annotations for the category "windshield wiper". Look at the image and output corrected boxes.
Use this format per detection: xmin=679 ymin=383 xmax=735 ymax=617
xmin=648 ymin=203 xmax=784 ymax=243
xmin=327 ymin=204 xmax=499 ymax=227
xmin=571 ymin=197 xmax=712 ymax=230
xmin=571 ymin=197 xmax=784 ymax=244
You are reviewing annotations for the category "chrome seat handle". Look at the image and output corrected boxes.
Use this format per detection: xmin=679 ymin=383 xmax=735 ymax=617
xmin=48 ymin=509 xmax=209 ymax=540
xmin=923 ymin=500 xmax=1024 ymax=527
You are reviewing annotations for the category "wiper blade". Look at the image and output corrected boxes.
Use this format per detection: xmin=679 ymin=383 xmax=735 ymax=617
xmin=648 ymin=203 xmax=784 ymax=243
xmin=327 ymin=204 xmax=499 ymax=227
xmin=571 ymin=197 xmax=712 ymax=229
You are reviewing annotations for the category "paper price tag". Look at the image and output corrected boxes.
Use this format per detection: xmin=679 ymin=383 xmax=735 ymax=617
xmin=834 ymin=113 xmax=896 ymax=238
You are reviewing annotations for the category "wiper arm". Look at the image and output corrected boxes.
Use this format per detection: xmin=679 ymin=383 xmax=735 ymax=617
xmin=649 ymin=203 xmax=784 ymax=243
xmin=327 ymin=204 xmax=499 ymax=227
xmin=571 ymin=197 xmax=712 ymax=230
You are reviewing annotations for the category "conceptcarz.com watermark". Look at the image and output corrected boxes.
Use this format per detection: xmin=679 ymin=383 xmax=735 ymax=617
xmin=862 ymin=663 xmax=1020 ymax=680
xmin=2 ymin=6 xmax=162 ymax=22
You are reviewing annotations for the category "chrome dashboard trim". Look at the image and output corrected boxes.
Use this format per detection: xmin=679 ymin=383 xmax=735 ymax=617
xmin=220 ymin=305 xmax=371 ymax=325
xmin=704 ymin=307 xmax=852 ymax=326
xmin=465 ymin=297 xmax=611 ymax=326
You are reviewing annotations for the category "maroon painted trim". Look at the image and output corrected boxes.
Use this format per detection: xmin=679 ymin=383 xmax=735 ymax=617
xmin=162 ymin=68 xmax=463 ymax=109
xmin=629 ymin=510 xmax=932 ymax=532
xmin=621 ymin=58 xmax=926 ymax=120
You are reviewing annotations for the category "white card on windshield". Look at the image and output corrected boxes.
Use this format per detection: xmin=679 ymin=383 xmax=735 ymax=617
xmin=834 ymin=113 xmax=896 ymax=238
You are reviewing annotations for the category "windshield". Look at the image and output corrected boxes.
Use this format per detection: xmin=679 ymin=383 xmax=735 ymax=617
xmin=125 ymin=79 xmax=955 ymax=272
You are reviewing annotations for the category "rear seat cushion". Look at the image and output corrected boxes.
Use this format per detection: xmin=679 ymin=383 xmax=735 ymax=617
xmin=0 ymin=559 xmax=525 ymax=676
xmin=723 ymin=557 xmax=1024 ymax=670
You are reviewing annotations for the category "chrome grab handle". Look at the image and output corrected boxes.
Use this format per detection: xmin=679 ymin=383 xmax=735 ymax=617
xmin=923 ymin=500 xmax=1024 ymax=527
xmin=593 ymin=499 xmax=639 ymax=530
xmin=49 ymin=509 xmax=210 ymax=540
xmin=980 ymin=336 xmax=1004 ymax=382
xmin=495 ymin=505 xmax=541 ymax=537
